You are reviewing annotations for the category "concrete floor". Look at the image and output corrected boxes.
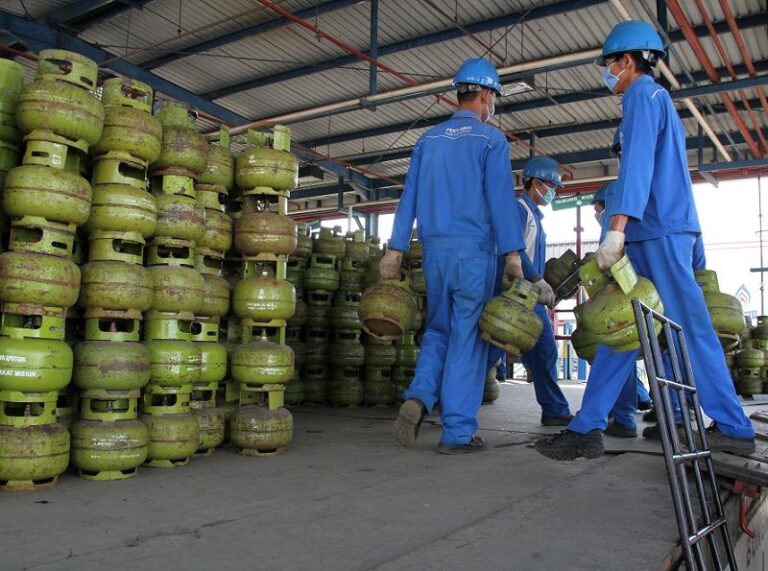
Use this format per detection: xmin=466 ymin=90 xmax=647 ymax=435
xmin=3 ymin=382 xmax=683 ymax=571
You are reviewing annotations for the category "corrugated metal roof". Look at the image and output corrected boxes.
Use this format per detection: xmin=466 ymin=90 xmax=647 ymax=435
xmin=0 ymin=0 xmax=764 ymax=191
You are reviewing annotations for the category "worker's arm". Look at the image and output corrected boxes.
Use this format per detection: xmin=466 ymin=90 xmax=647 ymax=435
xmin=485 ymin=134 xmax=525 ymax=256
xmin=610 ymin=86 xmax=662 ymax=224
xmin=388 ymin=139 xmax=423 ymax=252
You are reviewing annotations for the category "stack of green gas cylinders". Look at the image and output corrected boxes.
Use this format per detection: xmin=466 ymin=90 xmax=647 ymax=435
xmin=229 ymin=126 xmax=297 ymax=456
xmin=140 ymin=99 xmax=208 ymax=468
xmin=284 ymin=222 xmax=312 ymax=405
xmin=302 ymin=226 xmax=342 ymax=404
xmin=0 ymin=50 xmax=102 ymax=490
xmin=72 ymin=77 xmax=160 ymax=480
xmin=188 ymin=128 xmax=234 ymax=455
xmin=327 ymin=231 xmax=367 ymax=407
xmin=0 ymin=57 xmax=24 ymax=245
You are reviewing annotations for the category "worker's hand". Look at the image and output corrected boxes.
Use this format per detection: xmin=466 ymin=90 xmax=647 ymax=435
xmin=501 ymin=252 xmax=524 ymax=289
xmin=596 ymin=230 xmax=625 ymax=271
xmin=534 ymin=279 xmax=556 ymax=308
xmin=379 ymin=249 xmax=403 ymax=280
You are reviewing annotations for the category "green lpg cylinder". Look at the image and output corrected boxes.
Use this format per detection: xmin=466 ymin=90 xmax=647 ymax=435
xmin=232 ymin=332 xmax=294 ymax=388
xmin=284 ymin=374 xmax=305 ymax=406
xmin=198 ymin=208 xmax=234 ymax=254
xmin=363 ymin=368 xmax=395 ymax=407
xmin=392 ymin=366 xmax=415 ymax=398
xmin=70 ymin=418 xmax=149 ymax=481
xmin=752 ymin=316 xmax=768 ymax=341
xmin=0 ymin=251 xmax=80 ymax=308
xmin=16 ymin=50 xmax=104 ymax=152
xmin=74 ymin=340 xmax=150 ymax=391
xmin=235 ymin=126 xmax=298 ymax=192
xmin=735 ymin=347 xmax=765 ymax=374
xmin=0 ymin=335 xmax=73 ymax=393
xmin=232 ymin=266 xmax=296 ymax=321
xmin=304 ymin=254 xmax=340 ymax=292
xmin=575 ymin=257 xmax=663 ymax=353
xmin=198 ymin=137 xmax=235 ymax=191
xmin=153 ymin=104 xmax=208 ymax=176
xmin=409 ymin=265 xmax=426 ymax=296
xmin=141 ymin=412 xmax=200 ymax=468
xmin=363 ymin=258 xmax=380 ymax=289
xmin=287 ymin=292 xmax=307 ymax=329
xmin=359 ymin=274 xmax=416 ymax=341
xmin=145 ymin=338 xmax=202 ymax=388
xmin=0 ymin=423 xmax=70 ymax=491
xmin=286 ymin=330 xmax=305 ymax=367
xmin=344 ymin=230 xmax=369 ymax=262
xmin=4 ymin=164 xmax=92 ymax=226
xmin=364 ymin=337 xmax=397 ymax=367
xmin=329 ymin=377 xmax=363 ymax=407
xmin=230 ymin=405 xmax=293 ymax=456
xmin=479 ymin=278 xmax=543 ymax=356
xmin=570 ymin=326 xmax=598 ymax=364
xmin=304 ymin=329 xmax=329 ymax=366
xmin=294 ymin=223 xmax=313 ymax=259
xmin=338 ymin=258 xmax=365 ymax=292
xmin=192 ymin=336 xmax=227 ymax=385
xmin=544 ymin=249 xmax=582 ymax=300
xmin=305 ymin=299 xmax=332 ymax=330
xmin=79 ymin=261 xmax=153 ymax=313
xmin=148 ymin=263 xmax=204 ymax=315
xmin=234 ymin=208 xmax=297 ymax=257
xmin=329 ymin=332 xmax=365 ymax=367
xmin=286 ymin=258 xmax=306 ymax=291
xmin=92 ymin=78 xmax=162 ymax=164
xmin=313 ymin=227 xmax=346 ymax=259
xmin=330 ymin=290 xmax=362 ymax=330
xmin=192 ymin=406 xmax=225 ymax=454
xmin=153 ymin=194 xmax=206 ymax=242
xmin=200 ymin=274 xmax=230 ymax=319
xmin=0 ymin=58 xmax=24 ymax=146
xmin=85 ymin=184 xmax=157 ymax=237
xmin=395 ymin=333 xmax=420 ymax=368
xmin=695 ymin=269 xmax=746 ymax=351
xmin=404 ymin=231 xmax=423 ymax=265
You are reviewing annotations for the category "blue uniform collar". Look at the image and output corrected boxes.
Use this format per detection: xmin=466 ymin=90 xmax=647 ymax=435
xmin=521 ymin=193 xmax=544 ymax=219
xmin=452 ymin=109 xmax=482 ymax=121
xmin=624 ymin=74 xmax=655 ymax=99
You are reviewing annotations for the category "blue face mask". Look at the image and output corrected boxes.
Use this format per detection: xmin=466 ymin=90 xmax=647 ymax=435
xmin=539 ymin=183 xmax=556 ymax=205
xmin=602 ymin=63 xmax=626 ymax=94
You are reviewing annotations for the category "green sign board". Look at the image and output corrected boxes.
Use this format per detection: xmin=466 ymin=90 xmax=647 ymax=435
xmin=551 ymin=192 xmax=596 ymax=211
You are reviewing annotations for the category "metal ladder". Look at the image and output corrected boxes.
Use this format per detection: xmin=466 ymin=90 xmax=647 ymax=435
xmin=632 ymin=299 xmax=737 ymax=571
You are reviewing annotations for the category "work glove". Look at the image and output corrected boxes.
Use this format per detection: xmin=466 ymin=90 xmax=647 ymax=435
xmin=379 ymin=249 xmax=403 ymax=280
xmin=596 ymin=230 xmax=625 ymax=271
xmin=501 ymin=252 xmax=524 ymax=289
xmin=534 ymin=279 xmax=556 ymax=308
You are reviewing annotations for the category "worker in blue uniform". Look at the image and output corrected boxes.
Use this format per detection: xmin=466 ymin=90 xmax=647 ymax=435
xmin=382 ymin=58 xmax=527 ymax=455
xmin=513 ymin=156 xmax=572 ymax=425
xmin=536 ymin=20 xmax=755 ymax=460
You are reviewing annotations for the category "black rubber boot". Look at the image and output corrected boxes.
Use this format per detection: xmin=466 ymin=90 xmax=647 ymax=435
xmin=437 ymin=436 xmax=487 ymax=455
xmin=540 ymin=414 xmax=574 ymax=427
xmin=392 ymin=399 xmax=427 ymax=447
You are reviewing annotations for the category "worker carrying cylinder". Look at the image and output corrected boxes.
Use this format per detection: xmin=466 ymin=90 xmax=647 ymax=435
xmin=488 ymin=156 xmax=573 ymax=425
xmin=381 ymin=57 xmax=529 ymax=454
xmin=536 ymin=20 xmax=756 ymax=460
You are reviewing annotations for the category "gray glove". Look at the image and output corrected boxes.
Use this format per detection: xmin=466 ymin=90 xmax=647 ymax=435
xmin=596 ymin=230 xmax=625 ymax=270
xmin=379 ymin=249 xmax=403 ymax=280
xmin=535 ymin=279 xmax=556 ymax=307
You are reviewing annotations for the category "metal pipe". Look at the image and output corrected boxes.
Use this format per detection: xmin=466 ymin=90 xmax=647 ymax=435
xmin=225 ymin=49 xmax=600 ymax=135
xmin=666 ymin=0 xmax=761 ymax=159
xmin=608 ymin=0 xmax=732 ymax=162
xmin=692 ymin=0 xmax=768 ymax=156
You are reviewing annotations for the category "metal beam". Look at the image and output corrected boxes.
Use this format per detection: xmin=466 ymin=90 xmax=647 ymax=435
xmin=202 ymin=0 xmax=606 ymax=100
xmin=201 ymin=8 xmax=765 ymax=101
xmin=49 ymin=0 xmax=152 ymax=30
xmin=300 ymin=62 xmax=768 ymax=149
xmin=0 ymin=9 xmax=383 ymax=192
xmin=140 ymin=0 xmax=360 ymax=70
xmin=673 ymin=74 xmax=768 ymax=99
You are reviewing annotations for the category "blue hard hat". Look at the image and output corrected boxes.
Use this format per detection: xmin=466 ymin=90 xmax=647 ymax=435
xmin=595 ymin=20 xmax=666 ymax=66
xmin=522 ymin=156 xmax=562 ymax=187
xmin=453 ymin=58 xmax=503 ymax=95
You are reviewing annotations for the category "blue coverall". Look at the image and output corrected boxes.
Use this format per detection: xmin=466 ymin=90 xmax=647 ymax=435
xmin=389 ymin=109 xmax=525 ymax=446
xmin=569 ymin=75 xmax=754 ymax=439
xmin=509 ymin=194 xmax=571 ymax=418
